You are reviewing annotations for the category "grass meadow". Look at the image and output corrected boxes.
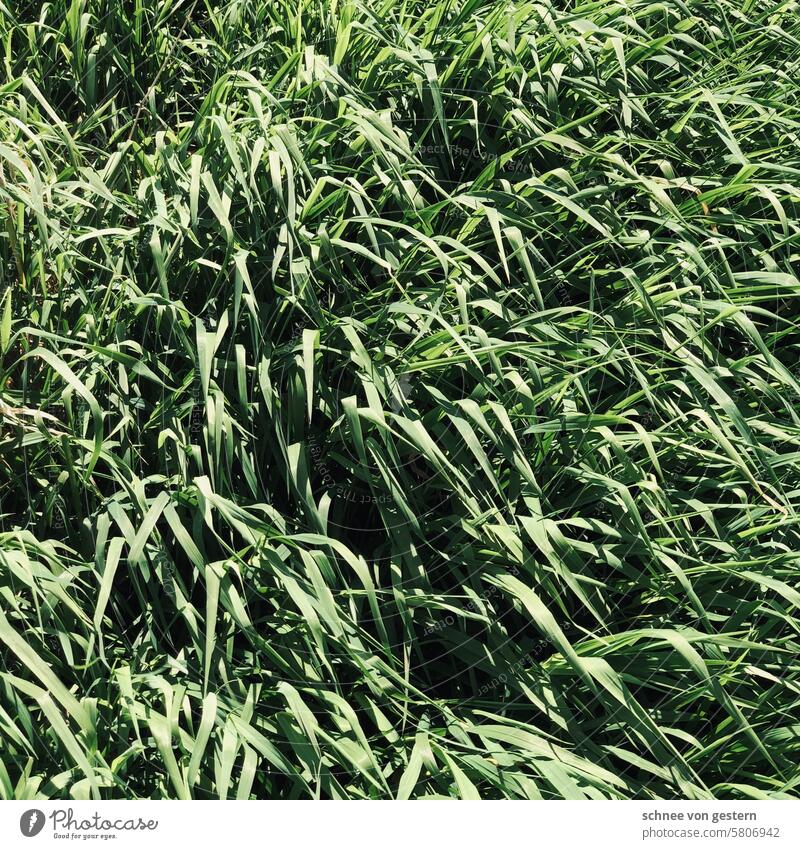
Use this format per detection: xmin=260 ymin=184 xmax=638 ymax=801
xmin=0 ymin=0 xmax=799 ymax=800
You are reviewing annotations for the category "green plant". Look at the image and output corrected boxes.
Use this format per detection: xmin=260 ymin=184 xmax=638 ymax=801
xmin=0 ymin=0 xmax=799 ymax=800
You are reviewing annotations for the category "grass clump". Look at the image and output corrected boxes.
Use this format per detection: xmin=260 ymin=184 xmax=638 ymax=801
xmin=0 ymin=0 xmax=799 ymax=799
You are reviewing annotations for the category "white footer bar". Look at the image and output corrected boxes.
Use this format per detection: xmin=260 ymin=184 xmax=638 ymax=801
xmin=3 ymin=800 xmax=798 ymax=848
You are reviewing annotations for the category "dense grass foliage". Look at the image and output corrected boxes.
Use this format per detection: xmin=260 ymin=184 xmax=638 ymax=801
xmin=0 ymin=0 xmax=799 ymax=800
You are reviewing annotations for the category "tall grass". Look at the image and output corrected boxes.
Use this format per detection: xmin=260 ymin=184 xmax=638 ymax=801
xmin=0 ymin=0 xmax=799 ymax=799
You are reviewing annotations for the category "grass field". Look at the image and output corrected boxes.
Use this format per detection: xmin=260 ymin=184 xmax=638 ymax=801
xmin=0 ymin=0 xmax=799 ymax=800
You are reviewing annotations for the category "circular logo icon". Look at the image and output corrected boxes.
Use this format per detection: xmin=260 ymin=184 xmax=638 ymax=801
xmin=20 ymin=810 xmax=45 ymax=837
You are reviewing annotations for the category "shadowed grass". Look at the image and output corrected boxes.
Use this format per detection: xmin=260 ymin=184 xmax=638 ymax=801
xmin=0 ymin=0 xmax=799 ymax=799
